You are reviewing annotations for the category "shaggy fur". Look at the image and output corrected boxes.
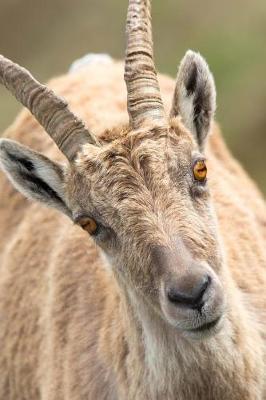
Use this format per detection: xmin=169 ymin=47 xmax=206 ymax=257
xmin=0 ymin=59 xmax=265 ymax=400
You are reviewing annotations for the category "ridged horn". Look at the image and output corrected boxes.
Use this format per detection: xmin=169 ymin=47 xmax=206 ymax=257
xmin=0 ymin=55 xmax=100 ymax=162
xmin=124 ymin=0 xmax=166 ymax=129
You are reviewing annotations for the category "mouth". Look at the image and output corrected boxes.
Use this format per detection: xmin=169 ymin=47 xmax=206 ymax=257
xmin=183 ymin=316 xmax=222 ymax=338
xmin=187 ymin=316 xmax=221 ymax=332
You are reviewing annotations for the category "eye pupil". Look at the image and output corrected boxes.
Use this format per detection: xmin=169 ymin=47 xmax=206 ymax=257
xmin=80 ymin=218 xmax=98 ymax=235
xmin=193 ymin=160 xmax=207 ymax=182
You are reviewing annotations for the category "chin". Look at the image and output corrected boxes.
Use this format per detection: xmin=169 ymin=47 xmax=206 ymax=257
xmin=164 ymin=312 xmax=225 ymax=341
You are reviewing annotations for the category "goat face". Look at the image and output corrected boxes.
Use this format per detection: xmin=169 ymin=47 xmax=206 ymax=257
xmin=65 ymin=117 xmax=225 ymax=340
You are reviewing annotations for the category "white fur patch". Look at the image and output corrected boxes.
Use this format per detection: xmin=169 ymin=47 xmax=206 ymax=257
xmin=69 ymin=53 xmax=113 ymax=74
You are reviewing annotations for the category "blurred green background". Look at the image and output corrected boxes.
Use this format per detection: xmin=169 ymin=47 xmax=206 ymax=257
xmin=0 ymin=0 xmax=265 ymax=193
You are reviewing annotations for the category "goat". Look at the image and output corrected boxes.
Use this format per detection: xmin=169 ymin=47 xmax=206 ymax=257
xmin=0 ymin=1 xmax=265 ymax=399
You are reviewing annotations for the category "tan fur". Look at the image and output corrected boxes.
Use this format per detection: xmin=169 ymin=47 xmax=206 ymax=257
xmin=0 ymin=61 xmax=265 ymax=400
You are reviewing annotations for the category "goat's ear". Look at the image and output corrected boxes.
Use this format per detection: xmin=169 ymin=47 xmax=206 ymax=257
xmin=0 ymin=139 xmax=70 ymax=216
xmin=170 ymin=50 xmax=216 ymax=150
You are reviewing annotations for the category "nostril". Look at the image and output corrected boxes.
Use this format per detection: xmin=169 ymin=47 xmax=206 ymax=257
xmin=167 ymin=274 xmax=211 ymax=310
xmin=196 ymin=274 xmax=211 ymax=302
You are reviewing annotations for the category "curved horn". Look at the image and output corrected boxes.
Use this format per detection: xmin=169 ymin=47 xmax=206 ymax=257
xmin=0 ymin=55 xmax=100 ymax=162
xmin=124 ymin=0 xmax=166 ymax=129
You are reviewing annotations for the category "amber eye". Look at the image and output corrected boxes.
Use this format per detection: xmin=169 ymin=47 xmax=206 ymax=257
xmin=193 ymin=160 xmax=207 ymax=182
xmin=79 ymin=217 xmax=98 ymax=235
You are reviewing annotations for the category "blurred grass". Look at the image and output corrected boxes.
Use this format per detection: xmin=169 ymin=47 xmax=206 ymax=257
xmin=0 ymin=0 xmax=265 ymax=193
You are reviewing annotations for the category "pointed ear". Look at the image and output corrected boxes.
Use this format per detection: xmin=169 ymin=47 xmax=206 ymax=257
xmin=170 ymin=50 xmax=216 ymax=150
xmin=0 ymin=139 xmax=71 ymax=216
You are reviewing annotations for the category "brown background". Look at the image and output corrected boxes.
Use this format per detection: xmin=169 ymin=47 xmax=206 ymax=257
xmin=0 ymin=0 xmax=265 ymax=193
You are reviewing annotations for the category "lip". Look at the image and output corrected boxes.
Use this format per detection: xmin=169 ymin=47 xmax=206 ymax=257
xmin=185 ymin=316 xmax=221 ymax=333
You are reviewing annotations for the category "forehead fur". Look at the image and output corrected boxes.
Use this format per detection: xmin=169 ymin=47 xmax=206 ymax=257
xmin=77 ymin=119 xmax=196 ymax=178
xmin=68 ymin=120 xmax=197 ymax=235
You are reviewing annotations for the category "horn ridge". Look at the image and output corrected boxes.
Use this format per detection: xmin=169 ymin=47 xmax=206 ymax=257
xmin=0 ymin=55 xmax=99 ymax=162
xmin=125 ymin=0 xmax=166 ymax=129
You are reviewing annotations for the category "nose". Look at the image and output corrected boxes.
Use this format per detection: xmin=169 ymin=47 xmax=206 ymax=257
xmin=166 ymin=275 xmax=211 ymax=311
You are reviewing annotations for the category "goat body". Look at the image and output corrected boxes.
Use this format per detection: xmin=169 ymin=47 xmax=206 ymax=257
xmin=0 ymin=60 xmax=265 ymax=399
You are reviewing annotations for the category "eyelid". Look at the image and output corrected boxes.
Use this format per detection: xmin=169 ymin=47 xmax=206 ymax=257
xmin=73 ymin=213 xmax=87 ymax=224
xmin=73 ymin=213 xmax=98 ymax=226
xmin=73 ymin=213 xmax=107 ymax=233
xmin=193 ymin=155 xmax=207 ymax=164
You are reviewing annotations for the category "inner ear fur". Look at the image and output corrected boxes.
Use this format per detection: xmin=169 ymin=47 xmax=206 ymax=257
xmin=0 ymin=139 xmax=71 ymax=216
